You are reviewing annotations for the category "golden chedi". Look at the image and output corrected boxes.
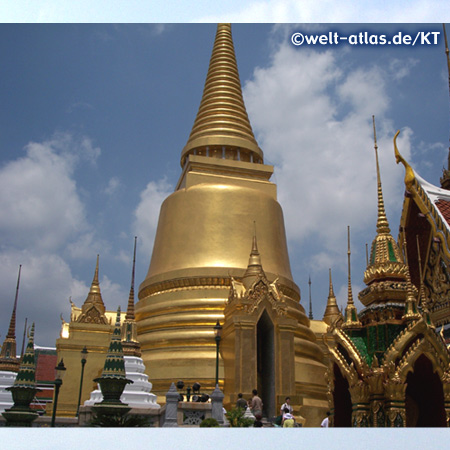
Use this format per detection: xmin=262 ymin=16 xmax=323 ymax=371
xmin=136 ymin=24 xmax=327 ymax=425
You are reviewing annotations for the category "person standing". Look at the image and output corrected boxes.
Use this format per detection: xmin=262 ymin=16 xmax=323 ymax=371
xmin=251 ymin=389 xmax=263 ymax=417
xmin=236 ymin=393 xmax=247 ymax=410
xmin=280 ymin=396 xmax=293 ymax=415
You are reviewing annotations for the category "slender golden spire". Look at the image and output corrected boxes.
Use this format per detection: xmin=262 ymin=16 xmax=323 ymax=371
xmin=0 ymin=265 xmax=22 ymax=372
xmin=181 ymin=24 xmax=263 ymax=167
xmin=373 ymin=116 xmax=390 ymax=235
xmin=440 ymin=24 xmax=450 ymax=189
xmin=122 ymin=237 xmax=141 ymax=357
xmin=343 ymin=226 xmax=361 ymax=329
xmin=126 ymin=237 xmax=137 ymax=321
xmin=323 ymin=268 xmax=342 ymax=326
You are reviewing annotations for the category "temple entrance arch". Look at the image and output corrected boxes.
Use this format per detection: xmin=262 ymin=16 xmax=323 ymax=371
xmin=333 ymin=363 xmax=352 ymax=427
xmin=257 ymin=309 xmax=275 ymax=418
xmin=405 ymin=354 xmax=446 ymax=427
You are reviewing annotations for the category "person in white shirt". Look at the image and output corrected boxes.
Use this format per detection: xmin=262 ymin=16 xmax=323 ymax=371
xmin=321 ymin=411 xmax=330 ymax=427
xmin=280 ymin=396 xmax=293 ymax=415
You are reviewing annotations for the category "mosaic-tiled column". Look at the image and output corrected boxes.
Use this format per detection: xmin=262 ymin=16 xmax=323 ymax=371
xmin=349 ymin=380 xmax=370 ymax=427
xmin=384 ymin=373 xmax=406 ymax=427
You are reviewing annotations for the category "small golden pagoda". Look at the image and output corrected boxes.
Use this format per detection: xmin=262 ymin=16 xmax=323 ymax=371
xmin=136 ymin=24 xmax=327 ymax=424
xmin=55 ymin=256 xmax=122 ymax=417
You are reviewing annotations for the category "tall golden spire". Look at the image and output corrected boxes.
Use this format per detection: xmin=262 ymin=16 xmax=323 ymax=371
xmin=343 ymin=226 xmax=361 ymax=329
xmin=181 ymin=24 xmax=263 ymax=167
xmin=373 ymin=116 xmax=390 ymax=235
xmin=122 ymin=237 xmax=141 ymax=357
xmin=0 ymin=265 xmax=22 ymax=372
xmin=323 ymin=268 xmax=342 ymax=326
xmin=126 ymin=237 xmax=137 ymax=321
xmin=308 ymin=276 xmax=313 ymax=320
xmin=77 ymin=255 xmax=107 ymax=324
xmin=363 ymin=117 xmax=405 ymax=289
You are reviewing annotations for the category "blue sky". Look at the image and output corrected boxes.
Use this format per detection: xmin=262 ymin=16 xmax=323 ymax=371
xmin=1 ymin=23 xmax=449 ymax=349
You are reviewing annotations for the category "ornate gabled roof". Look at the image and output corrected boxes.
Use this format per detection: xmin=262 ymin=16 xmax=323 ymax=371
xmin=77 ymin=255 xmax=108 ymax=325
xmin=180 ymin=23 xmax=263 ymax=167
xmin=396 ymin=130 xmax=450 ymax=261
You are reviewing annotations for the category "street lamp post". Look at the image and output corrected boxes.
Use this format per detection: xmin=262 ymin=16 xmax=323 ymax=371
xmin=51 ymin=359 xmax=66 ymax=427
xmin=76 ymin=346 xmax=88 ymax=417
xmin=213 ymin=320 xmax=222 ymax=387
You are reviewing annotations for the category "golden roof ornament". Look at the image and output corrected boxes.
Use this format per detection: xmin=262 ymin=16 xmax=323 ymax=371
xmin=77 ymin=255 xmax=108 ymax=324
xmin=323 ymin=268 xmax=342 ymax=326
xmin=416 ymin=235 xmax=434 ymax=327
xmin=363 ymin=117 xmax=407 ymax=288
xmin=343 ymin=226 xmax=361 ymax=329
xmin=242 ymin=225 xmax=265 ymax=289
xmin=181 ymin=23 xmax=263 ymax=167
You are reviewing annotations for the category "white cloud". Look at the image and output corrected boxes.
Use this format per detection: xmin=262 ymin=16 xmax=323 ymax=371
xmin=133 ymin=178 xmax=173 ymax=261
xmin=197 ymin=0 xmax=450 ymax=22
xmin=244 ymin=43 xmax=412 ymax=255
xmin=103 ymin=176 xmax=121 ymax=195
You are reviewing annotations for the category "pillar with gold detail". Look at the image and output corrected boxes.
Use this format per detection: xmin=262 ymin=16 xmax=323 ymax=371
xmin=137 ymin=24 xmax=327 ymax=424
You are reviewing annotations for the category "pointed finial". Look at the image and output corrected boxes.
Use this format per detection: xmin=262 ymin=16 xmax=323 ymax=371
xmin=181 ymin=24 xmax=263 ymax=167
xmin=6 ymin=265 xmax=21 ymax=339
xmin=10 ymin=322 xmax=37 ymax=389
xmin=126 ymin=237 xmax=137 ymax=321
xmin=21 ymin=317 xmax=28 ymax=358
xmin=373 ymin=116 xmax=390 ymax=235
xmin=308 ymin=276 xmax=313 ymax=320
xmin=343 ymin=226 xmax=361 ymax=329
xmin=323 ymin=268 xmax=342 ymax=326
xmin=91 ymin=254 xmax=100 ymax=293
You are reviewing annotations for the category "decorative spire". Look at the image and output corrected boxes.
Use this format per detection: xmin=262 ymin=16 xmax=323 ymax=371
xmin=402 ymin=240 xmax=421 ymax=322
xmin=243 ymin=223 xmax=265 ymax=289
xmin=77 ymin=255 xmax=107 ymax=324
xmin=180 ymin=24 xmax=263 ymax=167
xmin=308 ymin=276 xmax=313 ymax=320
xmin=21 ymin=317 xmax=28 ymax=358
xmin=323 ymin=268 xmax=342 ymax=326
xmin=363 ymin=121 xmax=406 ymax=291
xmin=122 ymin=237 xmax=141 ymax=357
xmin=11 ymin=323 xmax=37 ymax=389
xmin=440 ymin=24 xmax=450 ymax=189
xmin=96 ymin=308 xmax=130 ymax=381
xmin=373 ymin=116 xmax=390 ymax=235
xmin=126 ymin=237 xmax=137 ymax=321
xmin=0 ymin=265 xmax=22 ymax=372
xmin=343 ymin=226 xmax=361 ymax=329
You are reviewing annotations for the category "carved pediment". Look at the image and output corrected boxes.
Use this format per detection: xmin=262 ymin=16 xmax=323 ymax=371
xmin=77 ymin=304 xmax=108 ymax=324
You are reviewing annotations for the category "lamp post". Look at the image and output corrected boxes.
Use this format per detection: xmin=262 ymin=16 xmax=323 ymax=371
xmin=213 ymin=320 xmax=222 ymax=387
xmin=51 ymin=359 xmax=66 ymax=427
xmin=76 ymin=346 xmax=88 ymax=417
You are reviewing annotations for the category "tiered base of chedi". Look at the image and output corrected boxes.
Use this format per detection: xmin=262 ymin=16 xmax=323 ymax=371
xmin=84 ymin=356 xmax=159 ymax=409
xmin=0 ymin=371 xmax=17 ymax=413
